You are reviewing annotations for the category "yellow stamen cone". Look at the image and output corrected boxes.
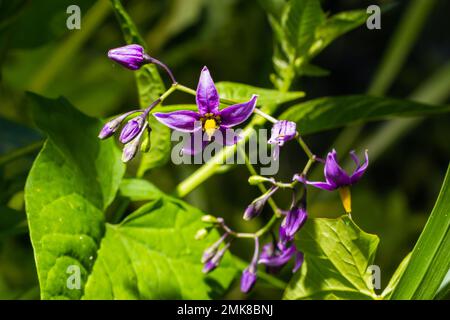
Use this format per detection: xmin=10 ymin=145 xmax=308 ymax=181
xmin=338 ymin=186 xmax=352 ymax=214
xmin=204 ymin=119 xmax=216 ymax=141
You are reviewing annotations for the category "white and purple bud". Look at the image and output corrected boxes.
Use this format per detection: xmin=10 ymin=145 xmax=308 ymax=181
xmin=202 ymin=242 xmax=230 ymax=274
xmin=243 ymin=186 xmax=279 ymax=221
xmin=108 ymin=44 xmax=150 ymax=70
xmin=120 ymin=115 xmax=145 ymax=144
xmin=121 ymin=122 xmax=148 ymax=163
xmin=201 ymin=233 xmax=228 ymax=263
xmin=98 ymin=113 xmax=128 ymax=139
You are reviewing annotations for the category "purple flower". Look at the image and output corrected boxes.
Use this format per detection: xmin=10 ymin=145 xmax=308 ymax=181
xmin=268 ymin=120 xmax=297 ymax=146
xmin=119 ymin=116 xmax=145 ymax=143
xmin=259 ymin=242 xmax=303 ymax=273
xmin=240 ymin=268 xmax=257 ymax=293
xmin=154 ymin=67 xmax=258 ymax=155
xmin=280 ymin=206 xmax=308 ymax=241
xmin=299 ymin=149 xmax=369 ymax=191
xmin=108 ymin=44 xmax=150 ymax=70
xmin=243 ymin=186 xmax=279 ymax=221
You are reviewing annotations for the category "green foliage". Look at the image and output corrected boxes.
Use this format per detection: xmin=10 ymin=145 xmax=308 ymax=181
xmin=265 ymin=0 xmax=367 ymax=90
xmin=216 ymin=82 xmax=305 ymax=106
xmin=25 ymin=93 xmax=125 ymax=299
xmin=24 ymin=94 xmax=236 ymax=299
xmin=279 ymin=95 xmax=450 ymax=135
xmin=389 ymin=165 xmax=450 ymax=299
xmin=284 ymin=216 xmax=379 ymax=300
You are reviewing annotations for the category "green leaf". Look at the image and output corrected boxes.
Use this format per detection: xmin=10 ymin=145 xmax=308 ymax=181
xmin=282 ymin=0 xmax=325 ymax=57
xmin=25 ymin=93 xmax=125 ymax=299
xmin=283 ymin=216 xmax=379 ymax=300
xmin=119 ymin=178 xmax=163 ymax=202
xmin=389 ymin=165 xmax=450 ymax=299
xmin=279 ymin=95 xmax=450 ymax=135
xmin=109 ymin=0 xmax=170 ymax=175
xmin=381 ymin=253 xmax=411 ymax=299
xmin=83 ymin=195 xmax=236 ymax=299
xmin=25 ymin=94 xmax=236 ymax=299
xmin=297 ymin=63 xmax=330 ymax=77
xmin=216 ymin=82 xmax=305 ymax=106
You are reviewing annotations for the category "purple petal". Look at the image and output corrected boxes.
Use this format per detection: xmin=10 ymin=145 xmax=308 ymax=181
xmin=202 ymin=260 xmax=218 ymax=273
xmin=108 ymin=44 xmax=147 ymax=70
xmin=119 ymin=117 xmax=144 ymax=143
xmin=349 ymin=150 xmax=360 ymax=167
xmin=153 ymin=110 xmax=201 ymax=132
xmin=350 ymin=150 xmax=369 ymax=184
xmin=268 ymin=120 xmax=297 ymax=146
xmin=293 ymin=251 xmax=304 ymax=273
xmin=240 ymin=269 xmax=257 ymax=293
xmin=304 ymin=180 xmax=336 ymax=191
xmin=258 ymin=245 xmax=296 ymax=267
xmin=219 ymin=95 xmax=257 ymax=128
xmin=324 ymin=149 xmax=351 ymax=187
xmin=196 ymin=66 xmax=219 ymax=115
xmin=282 ymin=207 xmax=308 ymax=238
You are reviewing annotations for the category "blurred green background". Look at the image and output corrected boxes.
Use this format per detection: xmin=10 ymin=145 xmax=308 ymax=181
xmin=0 ymin=0 xmax=449 ymax=299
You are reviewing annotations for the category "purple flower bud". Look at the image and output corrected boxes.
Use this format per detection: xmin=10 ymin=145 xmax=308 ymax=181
xmin=202 ymin=242 xmax=230 ymax=274
xmin=268 ymin=120 xmax=297 ymax=146
xmin=243 ymin=186 xmax=279 ymax=220
xmin=121 ymin=122 xmax=148 ymax=162
xmin=98 ymin=115 xmax=126 ymax=139
xmin=240 ymin=268 xmax=257 ymax=293
xmin=201 ymin=233 xmax=228 ymax=263
xmin=108 ymin=44 xmax=150 ymax=70
xmin=120 ymin=116 xmax=145 ymax=143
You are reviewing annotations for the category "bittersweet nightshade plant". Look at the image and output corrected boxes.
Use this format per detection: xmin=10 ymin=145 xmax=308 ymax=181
xmin=154 ymin=67 xmax=258 ymax=155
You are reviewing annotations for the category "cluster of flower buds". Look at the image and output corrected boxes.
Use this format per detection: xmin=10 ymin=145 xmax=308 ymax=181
xmin=98 ymin=99 xmax=159 ymax=162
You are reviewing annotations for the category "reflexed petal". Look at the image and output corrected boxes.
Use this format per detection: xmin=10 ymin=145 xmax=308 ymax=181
xmin=282 ymin=207 xmax=308 ymax=238
xmin=324 ymin=149 xmax=351 ymax=186
xmin=258 ymin=245 xmax=295 ymax=267
xmin=350 ymin=150 xmax=369 ymax=184
xmin=268 ymin=120 xmax=297 ymax=146
xmin=304 ymin=180 xmax=336 ymax=191
xmin=153 ymin=110 xmax=200 ymax=132
xmin=196 ymin=66 xmax=219 ymax=115
xmin=219 ymin=95 xmax=258 ymax=127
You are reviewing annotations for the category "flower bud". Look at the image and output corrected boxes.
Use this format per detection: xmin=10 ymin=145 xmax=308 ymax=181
xmin=240 ymin=268 xmax=257 ymax=293
xmin=120 ymin=116 xmax=145 ymax=144
xmin=108 ymin=44 xmax=150 ymax=70
xmin=98 ymin=114 xmax=128 ymax=139
xmin=201 ymin=215 xmax=218 ymax=224
xmin=195 ymin=228 xmax=209 ymax=240
xmin=248 ymin=175 xmax=275 ymax=185
xmin=243 ymin=186 xmax=279 ymax=221
xmin=202 ymin=242 xmax=230 ymax=274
